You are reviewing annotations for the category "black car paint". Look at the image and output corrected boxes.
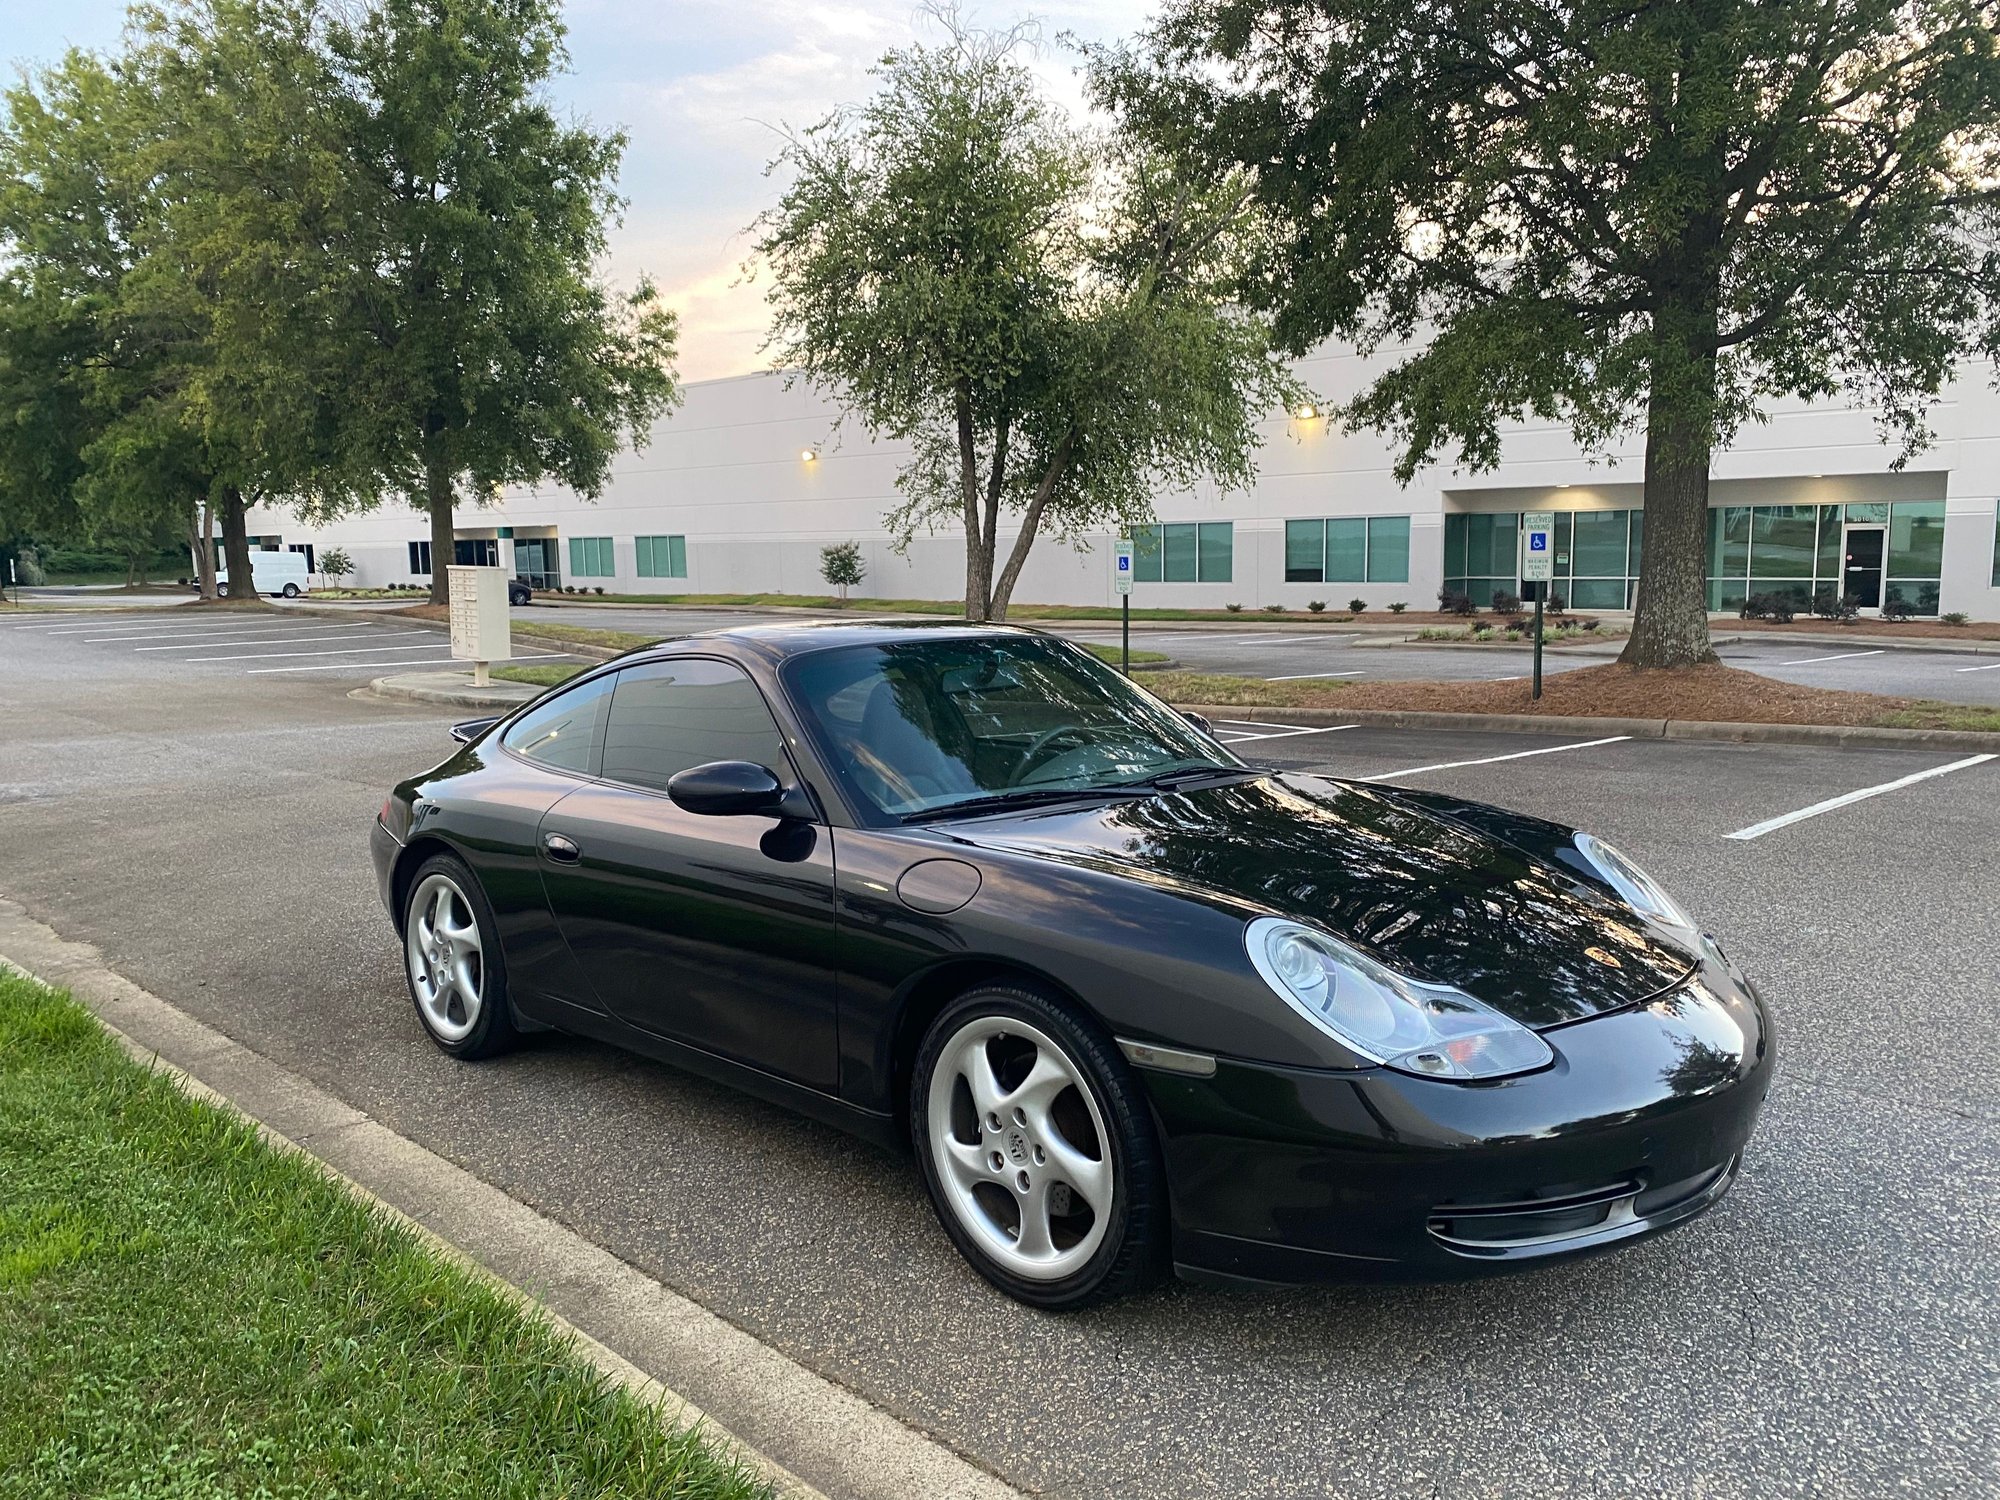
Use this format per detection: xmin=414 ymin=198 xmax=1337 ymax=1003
xmin=374 ymin=622 xmax=1772 ymax=1282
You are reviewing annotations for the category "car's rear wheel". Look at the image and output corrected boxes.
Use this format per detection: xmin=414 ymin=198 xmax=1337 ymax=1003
xmin=912 ymin=984 xmax=1165 ymax=1309
xmin=282 ymin=582 xmax=301 ymax=598
xmin=402 ymin=854 xmax=516 ymax=1059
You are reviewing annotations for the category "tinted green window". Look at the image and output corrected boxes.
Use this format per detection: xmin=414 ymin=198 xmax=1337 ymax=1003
xmin=1571 ymin=511 xmax=1627 ymax=576
xmin=1443 ymin=513 xmax=1468 ymax=578
xmin=1627 ymin=511 xmax=1645 ymax=574
xmin=1285 ymin=520 xmax=1325 ymax=582
xmin=1568 ymin=578 xmax=1626 ymax=610
xmin=1366 ymin=516 xmax=1410 ymax=582
xmin=1197 ymin=523 xmax=1233 ymax=583
xmin=1326 ymin=518 xmax=1367 ymax=581
xmin=1162 ymin=523 xmax=1198 ymax=582
xmin=1708 ymin=509 xmax=1752 ymax=577
xmin=1130 ymin=525 xmax=1163 ymax=583
xmin=1752 ymin=506 xmax=1817 ymax=576
xmin=635 ymin=534 xmax=687 ymax=579
xmin=568 ymin=536 xmax=614 ymax=578
xmin=1816 ymin=506 xmax=1843 ymax=580
xmin=1887 ymin=501 xmax=1944 ymax=578
xmin=1463 ymin=513 xmax=1518 ymax=577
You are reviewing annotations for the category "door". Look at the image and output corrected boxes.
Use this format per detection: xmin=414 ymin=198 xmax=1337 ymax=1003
xmin=537 ymin=657 xmax=839 ymax=1091
xmin=1842 ymin=526 xmax=1885 ymax=609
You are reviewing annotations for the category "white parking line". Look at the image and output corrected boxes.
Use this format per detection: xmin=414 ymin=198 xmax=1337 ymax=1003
xmin=1215 ymin=717 xmax=1304 ymax=729
xmin=134 ymin=630 xmax=430 ymax=651
xmin=79 ymin=623 xmax=366 ymax=643
xmin=1953 ymin=661 xmax=2000 ymax=673
xmin=186 ymin=641 xmax=462 ymax=662
xmin=1722 ymin=753 xmax=1997 ymax=841
xmin=1365 ymin=735 xmax=1632 ymax=782
xmin=1264 ymin=670 xmax=1365 ymax=681
xmin=1775 ymin=649 xmax=1885 ymax=666
xmin=246 ymin=651 xmax=573 ymax=674
xmin=1217 ymin=724 xmax=1357 ymax=744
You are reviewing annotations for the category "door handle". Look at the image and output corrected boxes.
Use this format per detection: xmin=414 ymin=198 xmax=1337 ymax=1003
xmin=542 ymin=831 xmax=581 ymax=864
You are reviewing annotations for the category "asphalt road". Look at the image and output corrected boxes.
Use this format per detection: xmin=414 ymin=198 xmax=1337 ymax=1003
xmin=2 ymin=611 xmax=1996 ymax=1499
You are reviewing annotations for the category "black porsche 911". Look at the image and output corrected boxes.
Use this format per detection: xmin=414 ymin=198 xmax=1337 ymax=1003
xmin=372 ymin=622 xmax=1772 ymax=1308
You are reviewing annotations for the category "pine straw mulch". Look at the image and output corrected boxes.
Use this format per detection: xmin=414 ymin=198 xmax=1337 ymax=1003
xmin=1160 ymin=661 xmax=1997 ymax=731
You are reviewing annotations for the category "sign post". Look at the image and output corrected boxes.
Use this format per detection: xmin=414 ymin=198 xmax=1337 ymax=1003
xmin=1521 ymin=511 xmax=1556 ymax=701
xmin=1113 ymin=538 xmax=1135 ymax=675
xmin=448 ymin=565 xmax=512 ymax=687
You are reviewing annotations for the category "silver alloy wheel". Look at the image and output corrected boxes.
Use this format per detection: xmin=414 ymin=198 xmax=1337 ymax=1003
xmin=405 ymin=872 xmax=484 ymax=1043
xmin=927 ymin=1016 xmax=1114 ymax=1282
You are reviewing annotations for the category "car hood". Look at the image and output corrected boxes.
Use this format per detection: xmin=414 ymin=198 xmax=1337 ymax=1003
xmin=942 ymin=773 xmax=1696 ymax=1029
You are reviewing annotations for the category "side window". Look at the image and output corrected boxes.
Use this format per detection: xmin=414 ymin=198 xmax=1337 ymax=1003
xmin=500 ymin=674 xmax=613 ymax=774
xmin=601 ymin=659 xmax=789 ymax=793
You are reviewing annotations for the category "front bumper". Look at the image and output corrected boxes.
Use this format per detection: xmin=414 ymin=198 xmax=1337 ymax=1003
xmin=1145 ymin=959 xmax=1774 ymax=1286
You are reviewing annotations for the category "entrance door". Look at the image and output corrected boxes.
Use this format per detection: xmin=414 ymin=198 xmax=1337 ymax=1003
xmin=1842 ymin=526 xmax=1885 ymax=609
xmin=513 ymin=537 xmax=560 ymax=591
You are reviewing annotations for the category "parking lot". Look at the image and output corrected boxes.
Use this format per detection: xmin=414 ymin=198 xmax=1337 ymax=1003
xmin=1 ymin=608 xmax=1995 ymax=1499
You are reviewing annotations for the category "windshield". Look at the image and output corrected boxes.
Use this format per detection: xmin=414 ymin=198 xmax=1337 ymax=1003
xmin=784 ymin=635 xmax=1242 ymax=821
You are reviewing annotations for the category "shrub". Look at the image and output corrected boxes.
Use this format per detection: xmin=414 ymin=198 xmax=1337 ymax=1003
xmin=1225 ymin=602 xmax=1243 ymax=612
xmin=1491 ymin=589 xmax=1522 ymax=615
xmin=1880 ymin=589 xmax=1915 ymax=622
xmin=1263 ymin=602 xmax=1286 ymax=613
xmin=1471 ymin=625 xmax=1496 ymax=641
xmin=819 ymin=540 xmax=866 ymax=602
xmin=1416 ymin=626 xmax=1467 ymax=640
xmin=1810 ymin=587 xmax=1860 ymax=623
xmin=1438 ymin=588 xmax=1476 ymax=616
xmin=1942 ymin=611 xmax=1969 ymax=626
xmin=1545 ymin=592 xmax=1567 ymax=616
xmin=1503 ymin=629 xmax=1522 ymax=642
xmin=1347 ymin=598 xmax=1367 ymax=614
xmin=1580 ymin=618 xmax=1600 ymax=631
xmin=1307 ymin=599 xmax=1326 ymax=612
xmin=592 ymin=585 xmax=605 ymax=595
xmin=1388 ymin=601 xmax=1407 ymax=613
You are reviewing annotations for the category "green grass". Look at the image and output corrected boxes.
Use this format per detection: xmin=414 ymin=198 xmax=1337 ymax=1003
xmin=494 ymin=663 xmax=587 ymax=687
xmin=0 ymin=971 xmax=772 ymax=1500
xmin=1875 ymin=701 xmax=2000 ymax=732
xmin=505 ymin=627 xmax=1168 ymax=670
xmin=1136 ymin=670 xmax=1343 ymax=708
xmin=531 ymin=590 xmax=1369 ymax=624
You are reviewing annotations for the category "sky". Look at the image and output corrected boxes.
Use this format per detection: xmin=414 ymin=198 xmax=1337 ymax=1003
xmin=2 ymin=0 xmax=1158 ymax=381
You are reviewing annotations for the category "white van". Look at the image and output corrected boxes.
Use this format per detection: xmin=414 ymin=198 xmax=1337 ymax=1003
xmin=214 ymin=550 xmax=311 ymax=598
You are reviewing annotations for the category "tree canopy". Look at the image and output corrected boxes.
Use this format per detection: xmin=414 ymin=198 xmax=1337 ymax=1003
xmin=756 ymin=16 xmax=1304 ymax=621
xmin=1100 ymin=0 xmax=2000 ymax=664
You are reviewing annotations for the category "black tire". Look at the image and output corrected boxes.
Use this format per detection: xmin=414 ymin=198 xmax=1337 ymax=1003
xmin=282 ymin=582 xmax=301 ymax=598
xmin=399 ymin=852 xmax=518 ymax=1060
xmin=910 ymin=983 xmax=1167 ymax=1310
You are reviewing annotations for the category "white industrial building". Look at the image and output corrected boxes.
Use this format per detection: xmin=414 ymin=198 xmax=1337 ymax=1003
xmin=245 ymin=340 xmax=2000 ymax=621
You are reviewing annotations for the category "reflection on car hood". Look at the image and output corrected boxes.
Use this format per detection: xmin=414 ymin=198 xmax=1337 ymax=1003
xmin=943 ymin=773 xmax=1696 ymax=1027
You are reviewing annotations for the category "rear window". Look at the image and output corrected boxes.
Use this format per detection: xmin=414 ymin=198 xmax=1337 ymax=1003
xmin=500 ymin=674 xmax=613 ymax=775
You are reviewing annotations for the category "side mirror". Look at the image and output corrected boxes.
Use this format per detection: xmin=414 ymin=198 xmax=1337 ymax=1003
xmin=667 ymin=760 xmax=794 ymax=818
xmin=450 ymin=716 xmax=502 ymax=744
xmin=1182 ymin=710 xmax=1214 ymax=737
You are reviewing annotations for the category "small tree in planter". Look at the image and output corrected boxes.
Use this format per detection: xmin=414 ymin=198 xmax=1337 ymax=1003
xmin=819 ymin=540 xmax=866 ymax=604
xmin=321 ymin=548 xmax=353 ymax=591
xmin=1347 ymin=598 xmax=1367 ymax=614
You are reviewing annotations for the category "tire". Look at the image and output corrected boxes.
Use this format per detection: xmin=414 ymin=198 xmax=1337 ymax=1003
xmin=282 ymin=582 xmax=301 ymax=598
xmin=911 ymin=983 xmax=1166 ymax=1309
xmin=400 ymin=853 xmax=517 ymax=1059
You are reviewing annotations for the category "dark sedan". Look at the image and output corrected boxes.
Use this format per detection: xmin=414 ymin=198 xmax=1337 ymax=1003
xmin=372 ymin=623 xmax=1772 ymax=1308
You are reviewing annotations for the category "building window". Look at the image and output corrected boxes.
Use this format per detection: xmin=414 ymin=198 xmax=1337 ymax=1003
xmin=1707 ymin=499 xmax=1941 ymax=614
xmin=1130 ymin=522 xmax=1232 ymax=584
xmin=454 ymin=538 xmax=498 ymax=567
xmin=1285 ymin=516 xmax=1409 ymax=582
xmin=286 ymin=542 xmax=316 ymax=572
xmin=568 ymin=536 xmax=615 ymax=578
xmin=635 ymin=535 xmax=687 ymax=579
xmin=408 ymin=540 xmax=431 ymax=575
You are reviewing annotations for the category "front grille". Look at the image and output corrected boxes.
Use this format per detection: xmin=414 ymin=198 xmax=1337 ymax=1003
xmin=1428 ymin=1158 xmax=1738 ymax=1258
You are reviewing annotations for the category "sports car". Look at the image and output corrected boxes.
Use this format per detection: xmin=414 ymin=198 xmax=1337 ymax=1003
xmin=371 ymin=622 xmax=1772 ymax=1308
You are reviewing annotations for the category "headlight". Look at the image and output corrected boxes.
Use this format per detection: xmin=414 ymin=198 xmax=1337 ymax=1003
xmin=1574 ymin=832 xmax=1696 ymax=934
xmin=1244 ymin=917 xmax=1554 ymax=1081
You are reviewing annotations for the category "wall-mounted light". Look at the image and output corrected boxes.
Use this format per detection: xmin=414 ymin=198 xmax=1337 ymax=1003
xmin=801 ymin=448 xmax=819 ymax=463
xmin=1294 ymin=403 xmax=1318 ymax=420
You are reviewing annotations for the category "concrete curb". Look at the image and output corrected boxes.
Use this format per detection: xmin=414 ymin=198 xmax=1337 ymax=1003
xmin=1175 ymin=702 xmax=2000 ymax=752
xmin=357 ymin=671 xmax=539 ymax=711
xmin=0 ymin=899 xmax=1025 ymax=1500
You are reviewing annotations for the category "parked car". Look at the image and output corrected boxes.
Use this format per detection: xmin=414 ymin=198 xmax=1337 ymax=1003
xmin=371 ymin=624 xmax=1772 ymax=1308
xmin=507 ymin=578 xmax=534 ymax=606
xmin=214 ymin=550 xmax=310 ymax=598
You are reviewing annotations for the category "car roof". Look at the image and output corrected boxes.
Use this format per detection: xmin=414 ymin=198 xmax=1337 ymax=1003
xmin=632 ymin=619 xmax=1054 ymax=667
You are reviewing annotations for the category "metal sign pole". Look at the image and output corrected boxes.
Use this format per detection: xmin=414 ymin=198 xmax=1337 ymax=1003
xmin=1122 ymin=595 xmax=1131 ymax=677
xmin=1532 ymin=590 xmax=1545 ymax=700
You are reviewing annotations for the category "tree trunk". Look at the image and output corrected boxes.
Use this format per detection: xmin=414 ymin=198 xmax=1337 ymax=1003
xmin=1621 ymin=279 xmax=1723 ymax=670
xmin=955 ymin=384 xmax=990 ymax=620
xmin=218 ymin=486 xmax=259 ymax=603
xmin=190 ymin=499 xmax=218 ymax=600
xmin=988 ymin=432 xmax=1076 ymax=622
xmin=425 ymin=443 xmax=455 ymax=608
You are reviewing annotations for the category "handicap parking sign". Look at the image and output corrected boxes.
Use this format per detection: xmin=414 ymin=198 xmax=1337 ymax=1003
xmin=1529 ymin=533 xmax=1548 ymax=552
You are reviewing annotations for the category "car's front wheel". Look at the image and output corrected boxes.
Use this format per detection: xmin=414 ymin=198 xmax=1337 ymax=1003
xmin=912 ymin=984 xmax=1165 ymax=1309
xmin=401 ymin=854 xmax=516 ymax=1059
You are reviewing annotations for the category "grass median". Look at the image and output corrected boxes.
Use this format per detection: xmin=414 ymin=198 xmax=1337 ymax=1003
xmin=494 ymin=637 xmax=1168 ymax=689
xmin=0 ymin=970 xmax=772 ymax=1500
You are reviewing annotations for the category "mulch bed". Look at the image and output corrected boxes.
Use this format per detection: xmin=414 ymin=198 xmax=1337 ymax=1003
xmin=1724 ymin=616 xmax=2000 ymax=641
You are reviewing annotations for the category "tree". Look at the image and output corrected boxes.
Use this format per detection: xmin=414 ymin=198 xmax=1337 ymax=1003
xmin=756 ymin=12 xmax=1305 ymax=621
xmin=819 ymin=540 xmax=866 ymax=602
xmin=321 ymin=547 xmax=353 ymax=588
xmin=314 ymin=0 xmax=681 ymax=608
xmin=1103 ymin=0 xmax=2000 ymax=666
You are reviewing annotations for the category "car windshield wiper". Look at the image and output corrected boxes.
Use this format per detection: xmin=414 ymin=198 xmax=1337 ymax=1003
xmin=901 ymin=785 xmax=1152 ymax=823
xmin=1101 ymin=764 xmax=1254 ymax=793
